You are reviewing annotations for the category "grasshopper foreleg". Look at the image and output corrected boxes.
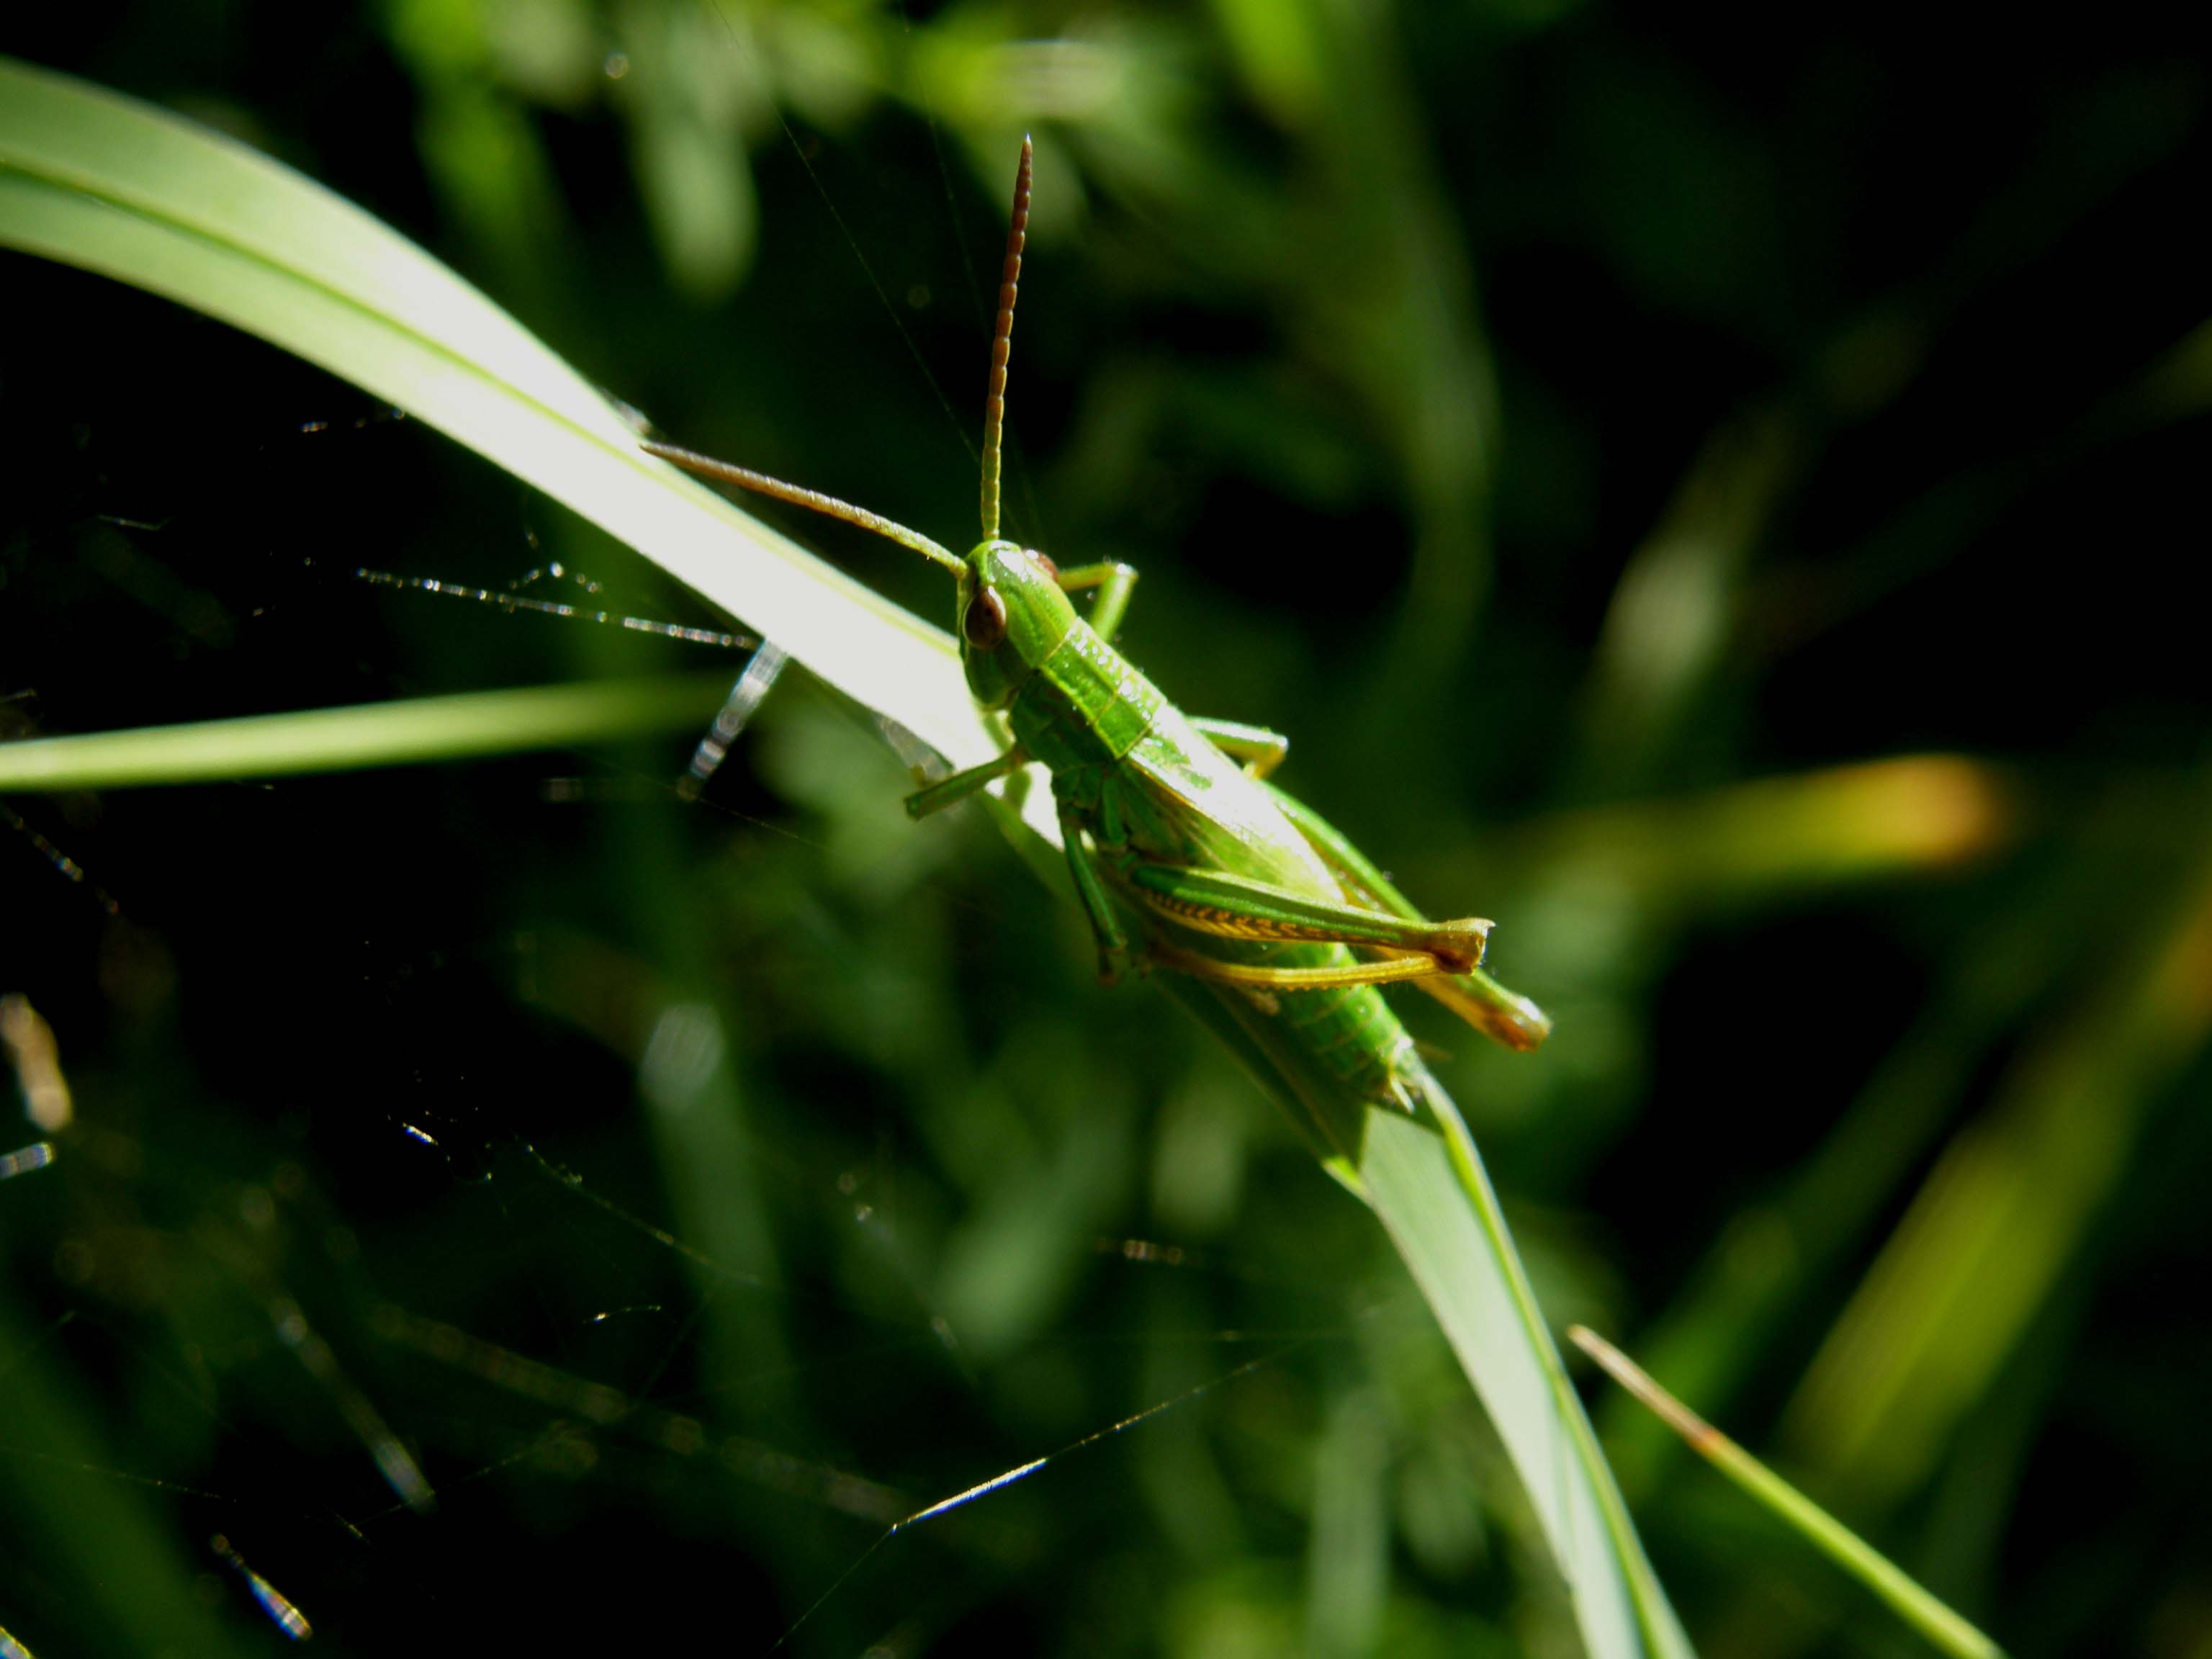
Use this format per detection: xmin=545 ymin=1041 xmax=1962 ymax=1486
xmin=904 ymin=744 xmax=1031 ymax=819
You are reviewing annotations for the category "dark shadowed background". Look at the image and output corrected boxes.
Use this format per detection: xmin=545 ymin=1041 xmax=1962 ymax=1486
xmin=4 ymin=4 xmax=2209 ymax=1655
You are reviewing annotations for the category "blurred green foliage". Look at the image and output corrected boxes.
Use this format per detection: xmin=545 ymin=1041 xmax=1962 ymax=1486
xmin=4 ymin=3 xmax=2209 ymax=1655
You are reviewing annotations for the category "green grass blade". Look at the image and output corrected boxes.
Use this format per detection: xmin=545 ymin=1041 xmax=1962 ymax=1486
xmin=1571 ymin=1328 xmax=2005 ymax=1659
xmin=0 ymin=675 xmax=733 ymax=791
xmin=1363 ymin=1107 xmax=1696 ymax=1659
xmin=0 ymin=56 xmax=987 ymax=783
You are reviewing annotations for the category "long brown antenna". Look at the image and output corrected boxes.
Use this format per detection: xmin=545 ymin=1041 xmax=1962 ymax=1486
xmin=979 ymin=135 xmax=1033 ymax=543
xmin=642 ymin=439 xmax=963 ymax=574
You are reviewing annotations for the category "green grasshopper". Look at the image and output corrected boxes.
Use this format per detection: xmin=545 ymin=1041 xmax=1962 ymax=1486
xmin=644 ymin=139 xmax=1548 ymax=1168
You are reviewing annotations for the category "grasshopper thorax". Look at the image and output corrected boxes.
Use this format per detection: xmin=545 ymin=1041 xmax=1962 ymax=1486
xmin=958 ymin=539 xmax=1076 ymax=710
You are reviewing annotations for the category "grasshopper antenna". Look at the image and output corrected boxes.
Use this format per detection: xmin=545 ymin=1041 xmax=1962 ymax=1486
xmin=642 ymin=135 xmax=1036 ymax=573
xmin=979 ymin=135 xmax=1033 ymax=544
xmin=641 ymin=440 xmax=965 ymax=576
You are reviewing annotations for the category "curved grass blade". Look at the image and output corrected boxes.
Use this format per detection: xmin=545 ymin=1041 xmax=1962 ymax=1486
xmin=0 ymin=56 xmax=991 ymax=787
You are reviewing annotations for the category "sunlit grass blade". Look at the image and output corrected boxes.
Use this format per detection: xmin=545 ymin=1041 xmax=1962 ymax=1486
xmin=0 ymin=56 xmax=989 ymax=785
xmin=0 ymin=675 xmax=734 ymax=791
xmin=1570 ymin=1327 xmax=2005 ymax=1659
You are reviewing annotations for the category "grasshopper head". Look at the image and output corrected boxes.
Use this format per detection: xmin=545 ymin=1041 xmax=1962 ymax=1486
xmin=957 ymin=538 xmax=1076 ymax=709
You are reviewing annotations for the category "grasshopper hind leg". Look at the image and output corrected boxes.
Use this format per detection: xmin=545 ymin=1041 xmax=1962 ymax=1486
xmin=1256 ymin=781 xmax=1553 ymax=1053
xmin=1122 ymin=863 xmax=1493 ymax=972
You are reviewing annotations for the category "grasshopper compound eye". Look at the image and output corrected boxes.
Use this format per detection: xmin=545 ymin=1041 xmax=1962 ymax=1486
xmin=1028 ymin=549 xmax=1058 ymax=580
xmin=963 ymin=586 xmax=1008 ymax=649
